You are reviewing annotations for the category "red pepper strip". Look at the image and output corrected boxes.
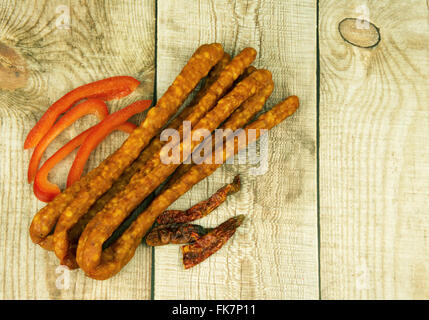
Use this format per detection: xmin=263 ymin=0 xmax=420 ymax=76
xmin=34 ymin=122 xmax=137 ymax=202
xmin=27 ymin=99 xmax=109 ymax=183
xmin=24 ymin=76 xmax=140 ymax=149
xmin=67 ymin=99 xmax=151 ymax=186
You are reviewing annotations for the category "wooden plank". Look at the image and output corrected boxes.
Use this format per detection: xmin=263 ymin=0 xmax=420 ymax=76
xmin=0 ymin=0 xmax=155 ymax=299
xmin=154 ymin=0 xmax=318 ymax=299
xmin=319 ymin=0 xmax=429 ymax=299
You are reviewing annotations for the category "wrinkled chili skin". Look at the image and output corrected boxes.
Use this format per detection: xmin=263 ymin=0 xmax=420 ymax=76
xmin=146 ymin=223 xmax=208 ymax=246
xmin=181 ymin=215 xmax=245 ymax=269
xmin=157 ymin=175 xmax=240 ymax=225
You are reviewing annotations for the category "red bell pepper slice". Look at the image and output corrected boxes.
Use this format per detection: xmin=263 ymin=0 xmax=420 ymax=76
xmin=33 ymin=122 xmax=137 ymax=202
xmin=67 ymin=99 xmax=152 ymax=187
xmin=27 ymin=99 xmax=109 ymax=183
xmin=24 ymin=76 xmax=140 ymax=149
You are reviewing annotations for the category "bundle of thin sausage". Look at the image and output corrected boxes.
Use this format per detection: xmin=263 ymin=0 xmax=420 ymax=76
xmin=29 ymin=43 xmax=299 ymax=280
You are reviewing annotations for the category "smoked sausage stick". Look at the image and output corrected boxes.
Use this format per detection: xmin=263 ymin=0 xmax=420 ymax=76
xmin=75 ymin=70 xmax=272 ymax=275
xmin=53 ymin=49 xmax=257 ymax=267
xmin=29 ymin=44 xmax=224 ymax=250
xmin=77 ymin=95 xmax=298 ymax=280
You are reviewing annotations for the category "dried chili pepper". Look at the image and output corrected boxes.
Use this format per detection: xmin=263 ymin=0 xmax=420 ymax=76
xmin=33 ymin=122 xmax=136 ymax=202
xmin=24 ymin=76 xmax=140 ymax=149
xmin=66 ymin=99 xmax=151 ymax=186
xmin=146 ymin=223 xmax=210 ymax=246
xmin=156 ymin=175 xmax=241 ymax=225
xmin=181 ymin=215 xmax=245 ymax=269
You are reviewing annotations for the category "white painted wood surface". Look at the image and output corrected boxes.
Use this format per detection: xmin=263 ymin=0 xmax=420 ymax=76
xmin=1 ymin=0 xmax=428 ymax=300
xmin=319 ymin=0 xmax=429 ymax=299
xmin=154 ymin=0 xmax=318 ymax=300
xmin=0 ymin=0 xmax=155 ymax=299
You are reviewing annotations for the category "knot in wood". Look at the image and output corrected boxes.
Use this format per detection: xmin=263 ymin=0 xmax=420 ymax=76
xmin=338 ymin=18 xmax=381 ymax=49
xmin=0 ymin=42 xmax=28 ymax=90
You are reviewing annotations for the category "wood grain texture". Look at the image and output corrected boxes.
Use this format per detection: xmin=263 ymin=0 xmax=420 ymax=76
xmin=0 ymin=0 xmax=155 ymax=299
xmin=319 ymin=0 xmax=429 ymax=299
xmin=154 ymin=0 xmax=318 ymax=299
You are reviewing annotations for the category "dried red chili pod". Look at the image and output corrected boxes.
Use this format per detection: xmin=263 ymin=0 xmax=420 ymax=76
xmin=145 ymin=223 xmax=209 ymax=246
xmin=181 ymin=215 xmax=245 ymax=269
xmin=157 ymin=175 xmax=240 ymax=225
